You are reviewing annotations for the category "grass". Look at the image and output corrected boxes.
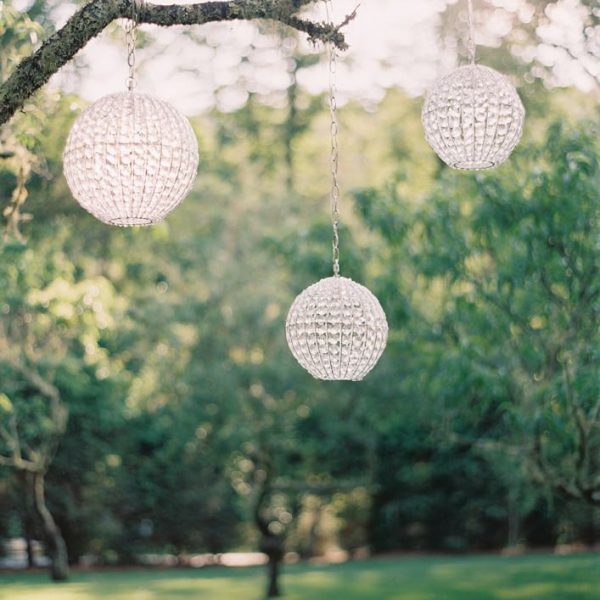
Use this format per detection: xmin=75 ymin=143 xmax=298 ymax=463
xmin=0 ymin=553 xmax=598 ymax=600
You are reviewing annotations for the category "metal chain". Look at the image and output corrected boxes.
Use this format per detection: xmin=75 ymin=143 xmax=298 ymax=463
xmin=125 ymin=0 xmax=144 ymax=91
xmin=466 ymin=0 xmax=476 ymax=64
xmin=326 ymin=0 xmax=340 ymax=277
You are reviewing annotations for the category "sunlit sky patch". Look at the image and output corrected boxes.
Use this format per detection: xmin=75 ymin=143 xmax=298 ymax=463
xmin=13 ymin=0 xmax=600 ymax=114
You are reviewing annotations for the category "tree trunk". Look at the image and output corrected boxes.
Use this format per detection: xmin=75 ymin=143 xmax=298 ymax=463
xmin=507 ymin=498 xmax=519 ymax=548
xmin=20 ymin=473 xmax=37 ymax=568
xmin=32 ymin=472 xmax=69 ymax=581
xmin=260 ymin=534 xmax=284 ymax=598
xmin=506 ymin=483 xmax=522 ymax=550
xmin=267 ymin=553 xmax=281 ymax=598
xmin=306 ymin=504 xmax=322 ymax=559
xmin=25 ymin=528 xmax=36 ymax=569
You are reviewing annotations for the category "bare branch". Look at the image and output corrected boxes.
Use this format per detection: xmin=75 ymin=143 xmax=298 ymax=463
xmin=0 ymin=344 xmax=67 ymax=472
xmin=530 ymin=413 xmax=600 ymax=507
xmin=0 ymin=0 xmax=351 ymax=127
xmin=0 ymin=453 xmax=39 ymax=472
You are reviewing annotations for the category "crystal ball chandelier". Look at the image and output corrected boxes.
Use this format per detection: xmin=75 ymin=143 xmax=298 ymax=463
xmin=63 ymin=92 xmax=198 ymax=226
xmin=422 ymin=64 xmax=524 ymax=170
xmin=286 ymin=276 xmax=388 ymax=381
xmin=285 ymin=19 xmax=388 ymax=382
xmin=63 ymin=0 xmax=198 ymax=226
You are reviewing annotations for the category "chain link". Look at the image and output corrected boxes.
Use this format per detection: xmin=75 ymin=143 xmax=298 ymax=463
xmin=466 ymin=0 xmax=476 ymax=64
xmin=125 ymin=0 xmax=144 ymax=91
xmin=326 ymin=0 xmax=340 ymax=277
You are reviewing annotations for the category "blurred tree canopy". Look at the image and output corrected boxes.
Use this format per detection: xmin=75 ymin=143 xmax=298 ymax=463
xmin=0 ymin=0 xmax=599 ymax=596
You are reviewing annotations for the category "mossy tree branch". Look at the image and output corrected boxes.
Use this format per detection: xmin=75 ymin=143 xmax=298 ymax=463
xmin=0 ymin=0 xmax=351 ymax=127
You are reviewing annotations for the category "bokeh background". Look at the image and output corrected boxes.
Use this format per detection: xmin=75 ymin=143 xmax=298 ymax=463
xmin=0 ymin=0 xmax=599 ymax=598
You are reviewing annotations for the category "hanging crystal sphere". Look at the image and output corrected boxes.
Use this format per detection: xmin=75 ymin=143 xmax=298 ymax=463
xmin=286 ymin=276 xmax=388 ymax=381
xmin=63 ymin=92 xmax=198 ymax=226
xmin=422 ymin=64 xmax=524 ymax=170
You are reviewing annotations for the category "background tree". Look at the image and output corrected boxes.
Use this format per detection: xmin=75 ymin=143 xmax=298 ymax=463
xmin=0 ymin=233 xmax=125 ymax=579
xmin=355 ymin=112 xmax=600 ymax=544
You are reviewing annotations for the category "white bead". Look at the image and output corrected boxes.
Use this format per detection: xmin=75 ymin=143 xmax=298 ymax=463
xmin=286 ymin=276 xmax=388 ymax=381
xmin=64 ymin=92 xmax=198 ymax=226
xmin=422 ymin=65 xmax=524 ymax=170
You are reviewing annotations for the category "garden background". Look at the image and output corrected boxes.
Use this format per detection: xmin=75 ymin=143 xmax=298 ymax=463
xmin=0 ymin=0 xmax=598 ymax=598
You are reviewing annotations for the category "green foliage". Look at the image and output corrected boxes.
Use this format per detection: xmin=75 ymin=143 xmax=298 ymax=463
xmin=371 ymin=421 xmax=508 ymax=552
xmin=0 ymin=4 xmax=44 ymax=82
xmin=359 ymin=117 xmax=599 ymax=541
xmin=1 ymin=12 xmax=599 ymax=568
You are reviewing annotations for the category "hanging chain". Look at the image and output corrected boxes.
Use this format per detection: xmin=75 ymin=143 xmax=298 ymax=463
xmin=125 ymin=0 xmax=144 ymax=91
xmin=326 ymin=0 xmax=340 ymax=277
xmin=466 ymin=0 xmax=476 ymax=64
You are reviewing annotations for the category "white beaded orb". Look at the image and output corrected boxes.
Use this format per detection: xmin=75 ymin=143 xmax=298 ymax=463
xmin=422 ymin=64 xmax=524 ymax=170
xmin=286 ymin=276 xmax=388 ymax=381
xmin=64 ymin=92 xmax=198 ymax=226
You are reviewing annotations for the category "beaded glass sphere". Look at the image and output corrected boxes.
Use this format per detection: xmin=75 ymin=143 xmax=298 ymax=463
xmin=64 ymin=92 xmax=198 ymax=226
xmin=422 ymin=64 xmax=524 ymax=170
xmin=286 ymin=276 xmax=388 ymax=381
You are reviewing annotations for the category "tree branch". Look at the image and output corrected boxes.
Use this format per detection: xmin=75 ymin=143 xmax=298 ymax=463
xmin=0 ymin=454 xmax=39 ymax=472
xmin=0 ymin=0 xmax=351 ymax=127
xmin=0 ymin=417 xmax=39 ymax=472
xmin=0 ymin=337 xmax=68 ymax=472
xmin=530 ymin=426 xmax=584 ymax=502
xmin=561 ymin=359 xmax=589 ymax=482
xmin=530 ymin=413 xmax=600 ymax=507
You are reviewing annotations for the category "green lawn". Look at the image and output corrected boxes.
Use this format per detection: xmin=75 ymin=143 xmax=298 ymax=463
xmin=0 ymin=553 xmax=598 ymax=600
